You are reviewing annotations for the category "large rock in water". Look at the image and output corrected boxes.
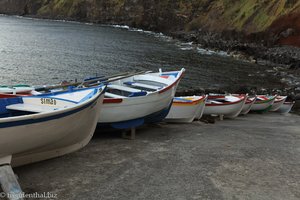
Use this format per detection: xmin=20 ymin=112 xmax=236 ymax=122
xmin=0 ymin=0 xmax=27 ymax=15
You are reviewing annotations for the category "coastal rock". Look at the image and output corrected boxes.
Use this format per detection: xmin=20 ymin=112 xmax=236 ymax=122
xmin=176 ymin=88 xmax=205 ymax=96
xmin=279 ymin=28 xmax=296 ymax=38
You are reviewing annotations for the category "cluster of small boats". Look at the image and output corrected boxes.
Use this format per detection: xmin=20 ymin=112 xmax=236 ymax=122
xmin=0 ymin=68 xmax=295 ymax=198
xmin=0 ymin=69 xmax=185 ymax=198
xmin=165 ymin=94 xmax=294 ymax=123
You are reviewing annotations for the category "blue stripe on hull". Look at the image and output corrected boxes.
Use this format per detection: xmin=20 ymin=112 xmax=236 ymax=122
xmin=144 ymin=102 xmax=172 ymax=124
xmin=0 ymin=91 xmax=104 ymax=129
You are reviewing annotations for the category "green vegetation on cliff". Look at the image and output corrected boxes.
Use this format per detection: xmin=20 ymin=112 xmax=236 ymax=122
xmin=25 ymin=0 xmax=300 ymax=33
xmin=186 ymin=0 xmax=300 ymax=32
xmin=0 ymin=0 xmax=299 ymax=46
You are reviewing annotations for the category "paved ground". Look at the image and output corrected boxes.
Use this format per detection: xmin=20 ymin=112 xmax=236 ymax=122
xmin=14 ymin=113 xmax=300 ymax=200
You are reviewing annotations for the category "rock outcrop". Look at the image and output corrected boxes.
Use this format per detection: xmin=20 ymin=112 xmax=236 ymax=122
xmin=0 ymin=0 xmax=27 ymax=15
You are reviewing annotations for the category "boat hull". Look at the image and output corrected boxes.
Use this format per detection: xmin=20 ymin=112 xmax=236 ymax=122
xmin=270 ymin=96 xmax=287 ymax=111
xmin=100 ymin=102 xmax=172 ymax=129
xmin=277 ymin=102 xmax=294 ymax=114
xmin=240 ymin=96 xmax=256 ymax=115
xmin=251 ymin=96 xmax=276 ymax=112
xmin=204 ymin=96 xmax=246 ymax=118
xmin=0 ymin=90 xmax=105 ymax=167
xmin=165 ymin=96 xmax=206 ymax=123
xmin=195 ymin=96 xmax=207 ymax=120
xmin=100 ymin=87 xmax=175 ymax=123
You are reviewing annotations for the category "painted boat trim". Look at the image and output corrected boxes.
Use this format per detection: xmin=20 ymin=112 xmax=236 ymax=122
xmin=159 ymin=70 xmax=185 ymax=94
xmin=172 ymin=96 xmax=206 ymax=106
xmin=274 ymin=97 xmax=287 ymax=103
xmin=245 ymin=97 xmax=256 ymax=104
xmin=206 ymin=97 xmax=245 ymax=106
xmin=255 ymin=96 xmax=276 ymax=104
xmin=103 ymin=98 xmax=123 ymax=104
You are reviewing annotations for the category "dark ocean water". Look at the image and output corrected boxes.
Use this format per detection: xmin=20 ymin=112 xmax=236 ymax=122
xmin=0 ymin=15 xmax=283 ymax=90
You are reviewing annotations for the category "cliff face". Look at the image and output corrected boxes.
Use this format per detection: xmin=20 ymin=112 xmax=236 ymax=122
xmin=0 ymin=0 xmax=28 ymax=15
xmin=0 ymin=0 xmax=299 ymax=47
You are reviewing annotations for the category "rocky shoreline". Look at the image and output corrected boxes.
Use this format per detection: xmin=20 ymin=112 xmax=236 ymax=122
xmin=171 ymin=30 xmax=300 ymax=68
xmin=170 ymin=29 xmax=300 ymax=106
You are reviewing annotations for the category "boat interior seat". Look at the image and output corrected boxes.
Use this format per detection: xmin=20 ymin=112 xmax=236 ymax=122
xmin=105 ymin=92 xmax=127 ymax=98
xmin=123 ymin=81 xmax=162 ymax=91
xmin=6 ymin=103 xmax=61 ymax=113
xmin=105 ymin=91 xmax=147 ymax=98
xmin=133 ymin=75 xmax=170 ymax=86
xmin=208 ymin=100 xmax=224 ymax=104
xmin=108 ymin=84 xmax=142 ymax=93
xmin=160 ymin=72 xmax=179 ymax=78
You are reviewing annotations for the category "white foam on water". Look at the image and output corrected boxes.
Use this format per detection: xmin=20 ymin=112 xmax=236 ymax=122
xmin=175 ymin=41 xmax=194 ymax=51
xmin=111 ymin=25 xmax=130 ymax=29
xmin=180 ymin=47 xmax=194 ymax=51
xmin=174 ymin=40 xmax=229 ymax=56
xmin=130 ymin=28 xmax=144 ymax=32
xmin=197 ymin=47 xmax=229 ymax=57
xmin=110 ymin=24 xmax=174 ymax=42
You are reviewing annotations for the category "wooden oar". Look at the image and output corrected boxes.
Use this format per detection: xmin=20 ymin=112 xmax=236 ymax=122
xmin=85 ymin=70 xmax=151 ymax=87
xmin=34 ymin=71 xmax=149 ymax=92
xmin=34 ymin=72 xmax=132 ymax=92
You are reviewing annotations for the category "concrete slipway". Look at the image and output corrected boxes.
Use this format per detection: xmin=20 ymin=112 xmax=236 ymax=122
xmin=14 ymin=113 xmax=300 ymax=200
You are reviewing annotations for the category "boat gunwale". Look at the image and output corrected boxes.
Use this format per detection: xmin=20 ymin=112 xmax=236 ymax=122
xmin=245 ymin=96 xmax=257 ymax=104
xmin=255 ymin=95 xmax=277 ymax=104
xmin=274 ymin=96 xmax=287 ymax=103
xmin=158 ymin=69 xmax=185 ymax=94
xmin=172 ymin=95 xmax=206 ymax=106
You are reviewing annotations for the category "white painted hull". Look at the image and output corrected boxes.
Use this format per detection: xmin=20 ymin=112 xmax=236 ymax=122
xmin=0 ymin=89 xmax=105 ymax=167
xmin=277 ymin=102 xmax=294 ymax=114
xmin=240 ymin=96 xmax=256 ymax=115
xmin=99 ymin=69 xmax=184 ymax=124
xmin=0 ymin=86 xmax=34 ymax=94
xmin=165 ymin=96 xmax=206 ymax=123
xmin=195 ymin=96 xmax=207 ymax=120
xmin=204 ymin=96 xmax=246 ymax=118
xmin=251 ymin=96 xmax=276 ymax=111
xmin=270 ymin=96 xmax=287 ymax=111
xmin=100 ymin=89 xmax=175 ymax=123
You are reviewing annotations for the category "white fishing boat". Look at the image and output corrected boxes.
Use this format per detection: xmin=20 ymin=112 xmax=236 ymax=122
xmin=250 ymin=95 xmax=277 ymax=112
xmin=0 ymin=85 xmax=106 ymax=167
xmin=240 ymin=96 xmax=257 ymax=115
xmin=0 ymin=85 xmax=34 ymax=94
xmin=165 ymin=95 xmax=207 ymax=123
xmin=203 ymin=95 xmax=247 ymax=118
xmin=277 ymin=101 xmax=295 ymax=114
xmin=270 ymin=96 xmax=287 ymax=111
xmin=99 ymin=68 xmax=185 ymax=129
xmin=0 ymin=85 xmax=105 ymax=197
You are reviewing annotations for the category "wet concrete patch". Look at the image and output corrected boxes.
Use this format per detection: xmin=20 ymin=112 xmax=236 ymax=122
xmin=14 ymin=113 xmax=300 ymax=200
